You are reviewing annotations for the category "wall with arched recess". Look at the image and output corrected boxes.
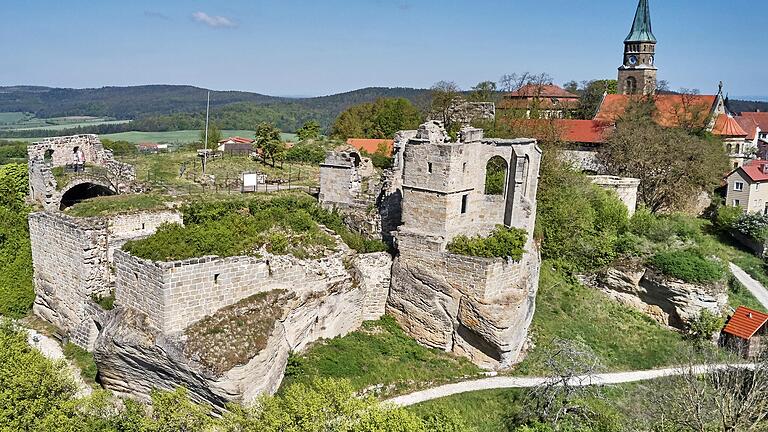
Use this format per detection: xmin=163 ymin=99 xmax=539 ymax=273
xmin=55 ymin=177 xmax=116 ymax=210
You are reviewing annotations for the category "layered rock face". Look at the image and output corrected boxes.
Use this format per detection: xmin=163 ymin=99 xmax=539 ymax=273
xmin=590 ymin=260 xmax=728 ymax=328
xmin=388 ymin=234 xmax=540 ymax=369
xmin=93 ymin=249 xmax=392 ymax=409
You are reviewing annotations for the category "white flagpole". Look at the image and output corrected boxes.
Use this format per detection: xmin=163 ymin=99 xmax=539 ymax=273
xmin=203 ymin=91 xmax=210 ymax=175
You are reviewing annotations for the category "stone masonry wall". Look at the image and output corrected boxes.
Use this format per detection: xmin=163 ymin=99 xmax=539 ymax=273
xmin=114 ymin=245 xmax=392 ymax=334
xmin=106 ymin=211 xmax=182 ymax=262
xmin=29 ymin=212 xmax=110 ymax=348
xmin=29 ymin=210 xmax=181 ymax=348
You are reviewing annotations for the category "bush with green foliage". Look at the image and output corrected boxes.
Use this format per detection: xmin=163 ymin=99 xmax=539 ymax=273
xmin=2 ymin=322 xmax=471 ymax=431
xmin=648 ymin=249 xmax=725 ymax=284
xmin=628 ymin=209 xmax=701 ymax=243
xmin=285 ymin=141 xmax=329 ymax=164
xmin=0 ymin=164 xmax=34 ymax=317
xmin=685 ymin=310 xmax=724 ymax=345
xmin=124 ymin=193 xmax=386 ymax=261
xmin=732 ymin=212 xmax=768 ymax=241
xmin=712 ymin=205 xmax=743 ymax=232
xmin=447 ymin=225 xmax=527 ymax=260
xmin=536 ymin=162 xmax=628 ymax=271
xmin=296 ymin=120 xmax=322 ymax=141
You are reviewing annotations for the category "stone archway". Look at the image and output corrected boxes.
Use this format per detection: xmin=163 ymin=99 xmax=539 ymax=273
xmin=59 ymin=180 xmax=116 ymax=210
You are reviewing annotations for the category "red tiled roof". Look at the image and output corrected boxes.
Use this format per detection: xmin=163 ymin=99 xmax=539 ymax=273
xmin=556 ymin=120 xmax=612 ymax=144
xmin=496 ymin=119 xmax=611 ymax=144
xmin=346 ymin=138 xmax=394 ymax=155
xmin=218 ymin=136 xmax=255 ymax=144
xmin=741 ymin=112 xmax=768 ymax=132
xmin=712 ymin=114 xmax=748 ymax=137
xmin=735 ymin=116 xmax=760 ymax=140
xmin=594 ymin=94 xmax=718 ymax=128
xmin=737 ymin=159 xmax=768 ymax=182
xmin=507 ymin=84 xmax=579 ymax=99
xmin=723 ymin=306 xmax=768 ymax=340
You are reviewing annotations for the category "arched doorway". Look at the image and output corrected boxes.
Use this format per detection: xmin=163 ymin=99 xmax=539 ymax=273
xmin=485 ymin=156 xmax=508 ymax=195
xmin=59 ymin=182 xmax=115 ymax=210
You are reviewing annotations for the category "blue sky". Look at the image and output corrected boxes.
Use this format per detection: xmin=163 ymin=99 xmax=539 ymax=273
xmin=1 ymin=0 xmax=766 ymax=97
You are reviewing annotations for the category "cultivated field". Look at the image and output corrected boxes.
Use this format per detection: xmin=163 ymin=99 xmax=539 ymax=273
xmin=0 ymin=111 xmax=129 ymax=131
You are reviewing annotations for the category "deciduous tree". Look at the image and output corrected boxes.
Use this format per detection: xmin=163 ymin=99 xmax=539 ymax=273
xmin=296 ymin=120 xmax=322 ymax=141
xmin=254 ymin=122 xmax=286 ymax=167
xmin=598 ymin=99 xmax=729 ymax=212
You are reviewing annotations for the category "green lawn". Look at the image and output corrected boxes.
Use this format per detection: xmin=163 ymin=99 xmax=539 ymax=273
xmin=280 ymin=316 xmax=482 ymax=398
xmin=513 ymin=263 xmax=696 ymax=375
xmin=64 ymin=194 xmax=173 ymax=218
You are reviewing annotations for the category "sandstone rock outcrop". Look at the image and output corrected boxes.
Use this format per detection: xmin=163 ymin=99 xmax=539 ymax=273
xmin=94 ymin=251 xmax=393 ymax=409
xmin=590 ymin=259 xmax=728 ymax=329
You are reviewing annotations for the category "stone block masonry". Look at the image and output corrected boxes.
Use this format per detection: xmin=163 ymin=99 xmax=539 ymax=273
xmin=388 ymin=122 xmax=542 ymax=369
xmin=28 ymin=210 xmax=182 ymax=349
xmin=114 ymin=245 xmax=393 ymax=334
xmin=29 ymin=212 xmax=110 ymax=349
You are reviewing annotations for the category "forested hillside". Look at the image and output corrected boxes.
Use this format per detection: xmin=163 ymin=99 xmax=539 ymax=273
xmin=0 ymin=85 xmax=432 ymax=134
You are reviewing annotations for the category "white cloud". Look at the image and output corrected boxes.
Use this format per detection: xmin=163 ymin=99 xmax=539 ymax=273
xmin=192 ymin=12 xmax=237 ymax=29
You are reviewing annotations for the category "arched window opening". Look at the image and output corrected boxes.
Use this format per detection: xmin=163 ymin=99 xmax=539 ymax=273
xmin=44 ymin=149 xmax=54 ymax=164
xmin=485 ymin=156 xmax=508 ymax=195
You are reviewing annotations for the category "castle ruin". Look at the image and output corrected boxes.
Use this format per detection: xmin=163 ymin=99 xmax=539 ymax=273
xmin=28 ymin=121 xmax=542 ymax=407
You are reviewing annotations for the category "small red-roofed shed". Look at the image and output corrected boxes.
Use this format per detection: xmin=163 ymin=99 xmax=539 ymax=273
xmin=721 ymin=306 xmax=768 ymax=358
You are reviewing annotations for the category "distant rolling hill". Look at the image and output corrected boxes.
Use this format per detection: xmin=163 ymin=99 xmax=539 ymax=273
xmin=0 ymin=85 xmax=431 ymax=120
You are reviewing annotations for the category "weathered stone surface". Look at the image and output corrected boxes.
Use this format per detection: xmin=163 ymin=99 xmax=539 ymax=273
xmin=27 ymin=134 xmax=136 ymax=210
xmin=591 ymin=261 xmax=728 ymax=328
xmin=95 ymin=254 xmax=382 ymax=409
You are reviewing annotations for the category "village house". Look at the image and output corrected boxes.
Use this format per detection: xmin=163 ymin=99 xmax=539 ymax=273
xmin=497 ymin=83 xmax=580 ymax=119
xmin=721 ymin=306 xmax=768 ymax=358
xmin=217 ymin=136 xmax=255 ymax=156
xmin=725 ymin=159 xmax=768 ymax=214
xmin=712 ymin=114 xmax=752 ymax=168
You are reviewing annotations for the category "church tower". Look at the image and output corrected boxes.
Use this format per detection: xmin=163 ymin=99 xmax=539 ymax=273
xmin=617 ymin=0 xmax=657 ymax=95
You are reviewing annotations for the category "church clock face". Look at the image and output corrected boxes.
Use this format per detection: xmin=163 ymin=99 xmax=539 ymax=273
xmin=628 ymin=55 xmax=638 ymax=65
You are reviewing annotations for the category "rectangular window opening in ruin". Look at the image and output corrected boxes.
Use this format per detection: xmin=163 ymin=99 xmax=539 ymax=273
xmin=461 ymin=194 xmax=468 ymax=214
xmin=428 ymin=162 xmax=433 ymax=173
xmin=141 ymin=223 xmax=145 ymax=230
xmin=133 ymin=272 xmax=139 ymax=282
xmin=462 ymin=162 xmax=467 ymax=173
xmin=214 ymin=273 xmax=220 ymax=285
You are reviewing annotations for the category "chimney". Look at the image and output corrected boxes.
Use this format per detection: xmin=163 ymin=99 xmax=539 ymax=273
xmin=748 ymin=312 xmax=754 ymax=319
xmin=763 ymin=164 xmax=768 ymax=175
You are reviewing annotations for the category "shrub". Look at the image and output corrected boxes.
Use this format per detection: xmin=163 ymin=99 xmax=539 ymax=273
xmin=447 ymin=225 xmax=527 ymax=260
xmin=285 ymin=142 xmax=328 ymax=164
xmin=536 ymin=162 xmax=628 ymax=271
xmin=125 ymin=193 xmax=387 ymax=260
xmin=686 ymin=310 xmax=724 ymax=344
xmin=648 ymin=249 xmax=725 ymax=284
xmin=630 ymin=209 xmax=701 ymax=243
xmin=732 ymin=212 xmax=768 ymax=241
xmin=712 ymin=205 xmax=743 ymax=232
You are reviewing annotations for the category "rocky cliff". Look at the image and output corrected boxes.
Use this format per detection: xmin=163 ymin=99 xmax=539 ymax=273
xmin=93 ymin=252 xmax=392 ymax=409
xmin=587 ymin=259 xmax=728 ymax=329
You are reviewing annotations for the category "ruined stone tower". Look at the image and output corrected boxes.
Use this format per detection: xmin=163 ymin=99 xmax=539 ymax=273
xmin=617 ymin=0 xmax=657 ymax=95
xmin=387 ymin=122 xmax=543 ymax=369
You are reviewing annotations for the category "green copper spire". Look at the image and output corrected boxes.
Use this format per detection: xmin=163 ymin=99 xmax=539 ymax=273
xmin=625 ymin=0 xmax=656 ymax=43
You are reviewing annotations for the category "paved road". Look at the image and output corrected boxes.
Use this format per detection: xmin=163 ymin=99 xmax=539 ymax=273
xmin=729 ymin=262 xmax=768 ymax=310
xmin=386 ymin=363 xmax=755 ymax=407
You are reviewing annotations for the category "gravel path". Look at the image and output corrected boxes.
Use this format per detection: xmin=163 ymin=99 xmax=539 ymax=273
xmin=386 ymin=363 xmax=755 ymax=407
xmin=729 ymin=262 xmax=768 ymax=310
xmin=26 ymin=328 xmax=93 ymax=398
